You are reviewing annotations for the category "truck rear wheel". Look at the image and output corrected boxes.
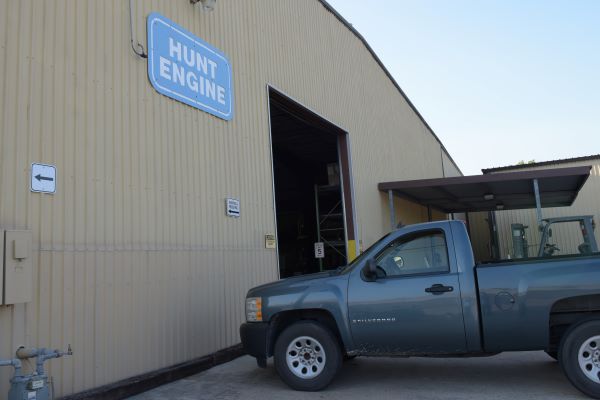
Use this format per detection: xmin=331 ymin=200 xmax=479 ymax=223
xmin=559 ymin=319 xmax=600 ymax=399
xmin=273 ymin=321 xmax=342 ymax=391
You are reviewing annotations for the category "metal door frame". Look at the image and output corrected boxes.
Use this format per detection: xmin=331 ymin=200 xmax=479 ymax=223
xmin=265 ymin=85 xmax=359 ymax=277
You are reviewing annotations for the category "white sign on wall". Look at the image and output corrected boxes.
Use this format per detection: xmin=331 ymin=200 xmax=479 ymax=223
xmin=265 ymin=234 xmax=276 ymax=249
xmin=226 ymin=198 xmax=240 ymax=218
xmin=314 ymin=242 xmax=325 ymax=259
xmin=30 ymin=163 xmax=56 ymax=194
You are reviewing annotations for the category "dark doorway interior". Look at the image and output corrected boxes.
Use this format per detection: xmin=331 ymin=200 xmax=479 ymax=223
xmin=269 ymin=92 xmax=348 ymax=278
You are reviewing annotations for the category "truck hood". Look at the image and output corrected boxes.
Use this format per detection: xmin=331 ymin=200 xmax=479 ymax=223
xmin=246 ymin=270 xmax=342 ymax=298
xmin=245 ymin=270 xmax=350 ymax=325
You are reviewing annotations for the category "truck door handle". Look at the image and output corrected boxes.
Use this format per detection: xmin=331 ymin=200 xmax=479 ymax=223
xmin=425 ymin=284 xmax=453 ymax=295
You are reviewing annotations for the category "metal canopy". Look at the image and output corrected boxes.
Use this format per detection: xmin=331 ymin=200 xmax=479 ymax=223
xmin=378 ymin=166 xmax=592 ymax=214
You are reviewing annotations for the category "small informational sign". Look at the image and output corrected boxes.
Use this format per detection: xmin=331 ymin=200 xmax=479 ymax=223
xmin=265 ymin=234 xmax=276 ymax=249
xmin=30 ymin=163 xmax=56 ymax=194
xmin=29 ymin=379 xmax=44 ymax=390
xmin=265 ymin=235 xmax=277 ymax=249
xmin=314 ymin=242 xmax=325 ymax=259
xmin=226 ymin=198 xmax=240 ymax=218
xmin=147 ymin=12 xmax=233 ymax=120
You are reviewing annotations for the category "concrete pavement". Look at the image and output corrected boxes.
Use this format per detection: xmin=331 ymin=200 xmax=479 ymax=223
xmin=129 ymin=351 xmax=587 ymax=400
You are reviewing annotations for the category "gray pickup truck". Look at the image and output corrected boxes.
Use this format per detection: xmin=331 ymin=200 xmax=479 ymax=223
xmin=240 ymin=220 xmax=600 ymax=397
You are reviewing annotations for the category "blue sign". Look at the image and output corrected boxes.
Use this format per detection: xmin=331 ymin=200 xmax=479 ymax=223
xmin=147 ymin=13 xmax=233 ymax=120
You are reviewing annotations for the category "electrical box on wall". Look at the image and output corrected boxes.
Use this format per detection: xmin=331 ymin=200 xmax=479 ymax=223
xmin=2 ymin=230 xmax=33 ymax=305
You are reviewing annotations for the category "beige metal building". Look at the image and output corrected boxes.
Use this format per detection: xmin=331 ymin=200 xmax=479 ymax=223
xmin=469 ymin=155 xmax=600 ymax=262
xmin=0 ymin=0 xmax=460 ymax=396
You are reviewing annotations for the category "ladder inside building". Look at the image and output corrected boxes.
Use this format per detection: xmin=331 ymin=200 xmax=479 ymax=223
xmin=314 ymin=184 xmax=347 ymax=271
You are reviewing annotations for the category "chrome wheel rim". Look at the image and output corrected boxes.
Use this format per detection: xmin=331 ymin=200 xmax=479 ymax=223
xmin=578 ymin=335 xmax=600 ymax=383
xmin=286 ymin=336 xmax=326 ymax=379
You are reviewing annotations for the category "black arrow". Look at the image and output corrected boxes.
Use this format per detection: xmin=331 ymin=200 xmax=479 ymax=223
xmin=35 ymin=174 xmax=54 ymax=182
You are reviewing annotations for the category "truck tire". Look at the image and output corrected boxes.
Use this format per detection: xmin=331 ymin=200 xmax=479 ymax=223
xmin=559 ymin=319 xmax=600 ymax=399
xmin=273 ymin=321 xmax=342 ymax=391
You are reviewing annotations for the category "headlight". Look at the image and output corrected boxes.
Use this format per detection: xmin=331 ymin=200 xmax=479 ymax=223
xmin=245 ymin=297 xmax=262 ymax=322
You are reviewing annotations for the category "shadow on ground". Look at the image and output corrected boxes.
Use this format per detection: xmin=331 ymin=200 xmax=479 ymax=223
xmin=130 ymin=351 xmax=587 ymax=400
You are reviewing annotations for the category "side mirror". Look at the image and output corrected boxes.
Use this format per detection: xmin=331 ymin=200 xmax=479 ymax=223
xmin=362 ymin=258 xmax=378 ymax=282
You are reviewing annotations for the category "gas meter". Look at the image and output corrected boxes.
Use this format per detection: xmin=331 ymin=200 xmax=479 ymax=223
xmin=0 ymin=345 xmax=72 ymax=400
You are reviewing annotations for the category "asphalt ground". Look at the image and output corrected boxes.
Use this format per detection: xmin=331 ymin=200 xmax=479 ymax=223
xmin=129 ymin=352 xmax=588 ymax=400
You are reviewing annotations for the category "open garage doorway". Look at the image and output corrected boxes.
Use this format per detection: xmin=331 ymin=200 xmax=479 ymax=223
xmin=269 ymin=88 xmax=356 ymax=278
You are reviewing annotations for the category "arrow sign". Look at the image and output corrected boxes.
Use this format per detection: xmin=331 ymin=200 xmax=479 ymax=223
xmin=226 ymin=198 xmax=240 ymax=218
xmin=35 ymin=174 xmax=54 ymax=182
xmin=31 ymin=163 xmax=56 ymax=194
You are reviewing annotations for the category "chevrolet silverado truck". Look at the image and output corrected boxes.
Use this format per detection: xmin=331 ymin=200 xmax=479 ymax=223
xmin=240 ymin=220 xmax=600 ymax=397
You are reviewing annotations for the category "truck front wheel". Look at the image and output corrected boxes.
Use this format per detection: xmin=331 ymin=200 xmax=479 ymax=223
xmin=560 ymin=319 xmax=600 ymax=399
xmin=273 ymin=321 xmax=342 ymax=391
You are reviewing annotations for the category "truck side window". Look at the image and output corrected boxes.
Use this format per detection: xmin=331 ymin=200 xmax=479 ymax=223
xmin=375 ymin=231 xmax=449 ymax=277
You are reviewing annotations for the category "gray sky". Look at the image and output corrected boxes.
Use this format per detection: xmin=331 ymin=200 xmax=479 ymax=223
xmin=327 ymin=0 xmax=600 ymax=175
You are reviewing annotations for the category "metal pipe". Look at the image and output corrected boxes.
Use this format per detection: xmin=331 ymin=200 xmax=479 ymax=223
xmin=129 ymin=0 xmax=147 ymax=58
xmin=533 ymin=178 xmax=543 ymax=230
xmin=388 ymin=190 xmax=395 ymax=230
xmin=35 ymin=347 xmax=72 ymax=375
xmin=488 ymin=211 xmax=500 ymax=260
xmin=0 ymin=358 xmax=22 ymax=376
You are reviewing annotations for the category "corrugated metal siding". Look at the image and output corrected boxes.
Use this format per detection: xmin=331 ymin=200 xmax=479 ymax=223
xmin=467 ymin=211 xmax=492 ymax=261
xmin=0 ymin=0 xmax=458 ymax=396
xmin=489 ymin=160 xmax=600 ymax=259
xmin=442 ymin=150 xmax=461 ymax=178
xmin=468 ymin=159 xmax=600 ymax=261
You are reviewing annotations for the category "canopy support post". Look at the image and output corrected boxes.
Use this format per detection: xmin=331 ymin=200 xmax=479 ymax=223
xmin=388 ymin=190 xmax=396 ymax=231
xmin=533 ymin=178 xmax=543 ymax=230
xmin=488 ymin=211 xmax=500 ymax=260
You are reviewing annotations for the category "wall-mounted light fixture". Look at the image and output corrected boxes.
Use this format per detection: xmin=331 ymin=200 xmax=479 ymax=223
xmin=483 ymin=193 xmax=494 ymax=201
xmin=190 ymin=0 xmax=216 ymax=12
xmin=496 ymin=203 xmax=505 ymax=210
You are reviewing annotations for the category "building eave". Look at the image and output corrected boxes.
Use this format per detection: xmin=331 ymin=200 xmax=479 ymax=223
xmin=482 ymin=154 xmax=600 ymax=174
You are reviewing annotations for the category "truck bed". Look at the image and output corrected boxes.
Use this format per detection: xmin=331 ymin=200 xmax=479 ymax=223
xmin=475 ymin=254 xmax=600 ymax=352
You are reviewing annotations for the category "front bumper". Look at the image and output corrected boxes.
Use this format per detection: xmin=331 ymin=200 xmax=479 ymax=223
xmin=240 ymin=322 xmax=269 ymax=359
